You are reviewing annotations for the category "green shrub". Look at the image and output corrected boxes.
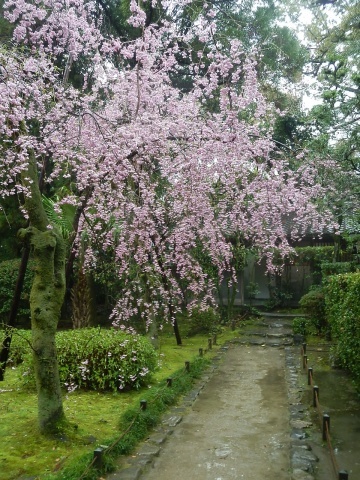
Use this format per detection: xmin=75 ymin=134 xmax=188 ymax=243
xmin=325 ymin=272 xmax=360 ymax=388
xmin=299 ymin=287 xmax=327 ymax=334
xmin=5 ymin=328 xmax=32 ymax=365
xmin=0 ymin=259 xmax=34 ymax=323
xmin=19 ymin=328 xmax=158 ymax=391
xmin=292 ymin=317 xmax=315 ymax=337
xmin=186 ymin=308 xmax=221 ymax=336
xmin=321 ymin=261 xmax=355 ymax=277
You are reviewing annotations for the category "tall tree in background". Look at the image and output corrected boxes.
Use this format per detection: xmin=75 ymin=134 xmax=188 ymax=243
xmin=296 ymin=0 xmax=360 ymax=239
xmin=306 ymin=0 xmax=360 ymax=173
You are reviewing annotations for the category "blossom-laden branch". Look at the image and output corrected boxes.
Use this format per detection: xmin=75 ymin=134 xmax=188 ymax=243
xmin=1 ymin=0 xmax=337 ymax=331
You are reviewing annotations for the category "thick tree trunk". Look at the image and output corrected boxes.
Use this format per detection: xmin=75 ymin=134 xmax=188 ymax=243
xmin=19 ymin=154 xmax=66 ymax=434
xmin=173 ymin=316 xmax=182 ymax=346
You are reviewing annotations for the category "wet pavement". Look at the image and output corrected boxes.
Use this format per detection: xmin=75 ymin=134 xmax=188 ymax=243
xmin=106 ymin=315 xmax=343 ymax=480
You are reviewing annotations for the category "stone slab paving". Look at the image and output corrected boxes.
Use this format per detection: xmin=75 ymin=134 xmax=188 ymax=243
xmin=107 ymin=317 xmax=329 ymax=480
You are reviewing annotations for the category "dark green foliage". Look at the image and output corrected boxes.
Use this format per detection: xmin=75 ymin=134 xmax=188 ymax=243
xmin=321 ymin=261 xmax=355 ymax=277
xmin=0 ymin=196 xmax=26 ymax=261
xmin=4 ymin=328 xmax=31 ymax=365
xmin=266 ymin=284 xmax=294 ymax=310
xmin=299 ymin=287 xmax=327 ymax=334
xmin=292 ymin=316 xmax=316 ymax=337
xmin=18 ymin=328 xmax=157 ymax=391
xmin=294 ymin=246 xmax=334 ymax=266
xmin=186 ymin=308 xmax=221 ymax=336
xmin=0 ymin=0 xmax=14 ymax=42
xmin=325 ymin=272 xmax=360 ymax=389
xmin=293 ymin=246 xmax=334 ymax=284
xmin=0 ymin=259 xmax=34 ymax=323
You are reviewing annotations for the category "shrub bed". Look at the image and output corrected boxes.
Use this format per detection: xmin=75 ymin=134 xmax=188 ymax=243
xmin=186 ymin=307 xmax=221 ymax=336
xmin=325 ymin=272 xmax=360 ymax=388
xmin=16 ymin=328 xmax=157 ymax=391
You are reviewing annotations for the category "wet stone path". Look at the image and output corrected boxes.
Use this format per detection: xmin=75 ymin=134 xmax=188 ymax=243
xmin=107 ymin=315 xmax=325 ymax=480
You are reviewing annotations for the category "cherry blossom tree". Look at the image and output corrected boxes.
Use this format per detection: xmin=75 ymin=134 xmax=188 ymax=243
xmin=0 ymin=0 xmax=335 ymax=432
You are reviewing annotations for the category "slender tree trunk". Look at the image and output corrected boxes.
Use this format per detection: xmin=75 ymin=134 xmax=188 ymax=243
xmin=0 ymin=246 xmax=30 ymax=381
xmin=172 ymin=316 xmax=182 ymax=346
xmin=19 ymin=153 xmax=66 ymax=434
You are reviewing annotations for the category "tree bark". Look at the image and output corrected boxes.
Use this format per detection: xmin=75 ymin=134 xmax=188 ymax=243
xmin=19 ymin=154 xmax=66 ymax=434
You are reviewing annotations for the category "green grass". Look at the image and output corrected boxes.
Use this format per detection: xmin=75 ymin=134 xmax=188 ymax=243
xmin=0 ymin=327 xmax=239 ymax=480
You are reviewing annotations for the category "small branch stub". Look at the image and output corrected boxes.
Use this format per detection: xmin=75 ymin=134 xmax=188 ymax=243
xmin=208 ymin=338 xmax=212 ymax=350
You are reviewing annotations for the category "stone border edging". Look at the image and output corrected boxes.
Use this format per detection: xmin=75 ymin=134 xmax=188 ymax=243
xmin=285 ymin=346 xmax=319 ymax=480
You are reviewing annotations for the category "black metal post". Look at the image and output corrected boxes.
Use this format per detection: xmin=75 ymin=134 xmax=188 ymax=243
xmin=185 ymin=361 xmax=190 ymax=372
xmin=208 ymin=338 xmax=212 ymax=350
xmin=199 ymin=348 xmax=203 ymax=357
xmin=93 ymin=447 xmax=104 ymax=468
xmin=302 ymin=342 xmax=307 ymax=354
xmin=338 ymin=471 xmax=348 ymax=480
xmin=140 ymin=399 xmax=147 ymax=410
xmin=166 ymin=377 xmax=172 ymax=387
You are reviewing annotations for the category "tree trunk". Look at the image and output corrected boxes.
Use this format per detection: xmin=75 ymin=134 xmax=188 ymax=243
xmin=18 ymin=226 xmax=66 ymax=433
xmin=0 ymin=245 xmax=30 ymax=381
xmin=19 ymin=154 xmax=66 ymax=434
xmin=173 ymin=316 xmax=182 ymax=346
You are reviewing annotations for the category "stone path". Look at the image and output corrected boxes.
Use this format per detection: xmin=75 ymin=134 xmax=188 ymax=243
xmin=106 ymin=315 xmax=326 ymax=480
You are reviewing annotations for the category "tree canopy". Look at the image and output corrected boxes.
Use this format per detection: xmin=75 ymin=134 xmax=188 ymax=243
xmin=0 ymin=0 xmax=339 ymax=431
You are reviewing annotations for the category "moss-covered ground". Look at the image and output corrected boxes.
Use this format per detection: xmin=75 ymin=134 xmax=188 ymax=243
xmin=0 ymin=327 xmax=239 ymax=480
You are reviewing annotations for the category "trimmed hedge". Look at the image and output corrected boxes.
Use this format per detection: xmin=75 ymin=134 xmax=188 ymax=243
xmin=325 ymin=272 xmax=360 ymax=388
xmin=16 ymin=328 xmax=157 ymax=391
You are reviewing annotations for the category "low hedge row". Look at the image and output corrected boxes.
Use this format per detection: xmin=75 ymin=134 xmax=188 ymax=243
xmin=325 ymin=272 xmax=360 ymax=387
xmin=9 ymin=328 xmax=157 ymax=391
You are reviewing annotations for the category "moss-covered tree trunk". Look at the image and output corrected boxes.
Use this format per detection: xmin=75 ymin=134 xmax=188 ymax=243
xmin=19 ymin=154 xmax=66 ymax=434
